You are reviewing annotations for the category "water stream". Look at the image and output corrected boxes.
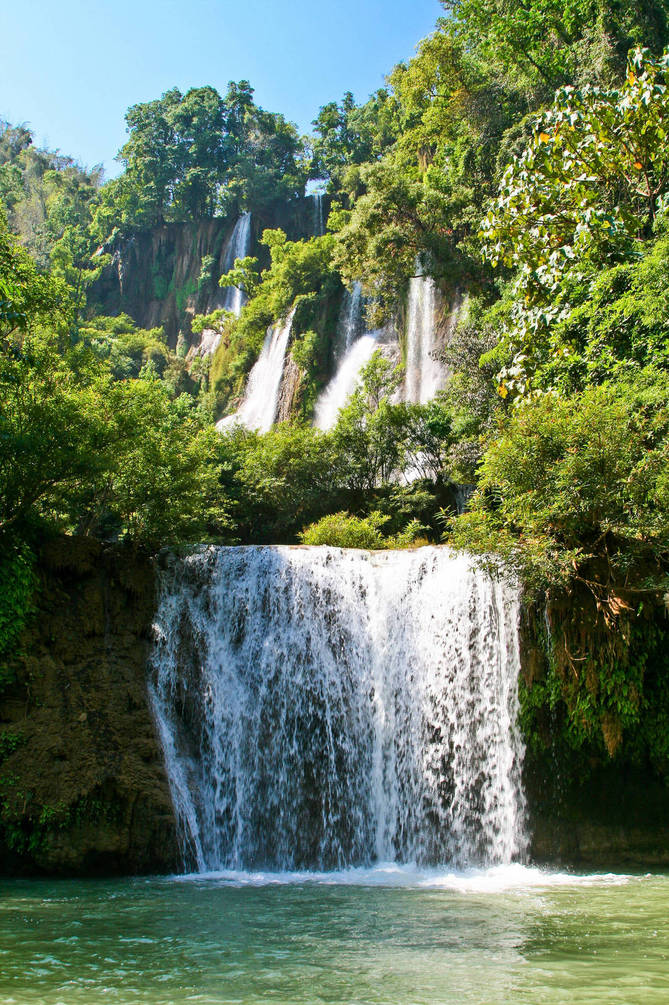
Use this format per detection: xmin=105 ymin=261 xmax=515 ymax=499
xmin=313 ymin=281 xmax=375 ymax=429
xmin=219 ymin=211 xmax=252 ymax=316
xmin=314 ymin=333 xmax=378 ymax=429
xmin=311 ymin=193 xmax=325 ymax=237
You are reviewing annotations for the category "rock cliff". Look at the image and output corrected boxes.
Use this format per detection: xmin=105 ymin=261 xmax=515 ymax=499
xmin=0 ymin=537 xmax=177 ymax=876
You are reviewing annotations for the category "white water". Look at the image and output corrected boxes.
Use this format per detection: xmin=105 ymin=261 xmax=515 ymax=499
xmin=336 ymin=281 xmax=364 ymax=359
xmin=404 ymin=276 xmax=443 ymax=404
xmin=220 ymin=211 xmax=252 ymax=316
xmin=312 ymin=193 xmax=325 ymax=237
xmin=174 ymin=862 xmax=631 ymax=891
xmin=313 ymin=281 xmax=371 ymax=430
xmin=150 ymin=545 xmax=526 ymax=874
xmin=216 ymin=311 xmax=293 ymax=433
xmin=196 ymin=212 xmax=252 ymax=357
xmin=314 ymin=333 xmax=378 ymax=430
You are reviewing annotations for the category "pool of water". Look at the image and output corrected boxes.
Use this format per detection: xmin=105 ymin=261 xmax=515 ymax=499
xmin=1 ymin=865 xmax=668 ymax=1003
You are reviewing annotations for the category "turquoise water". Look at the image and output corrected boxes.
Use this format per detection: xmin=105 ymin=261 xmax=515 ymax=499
xmin=1 ymin=865 xmax=668 ymax=1004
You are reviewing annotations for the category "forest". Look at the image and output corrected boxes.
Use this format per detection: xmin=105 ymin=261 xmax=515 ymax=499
xmin=1 ymin=0 xmax=668 ymax=793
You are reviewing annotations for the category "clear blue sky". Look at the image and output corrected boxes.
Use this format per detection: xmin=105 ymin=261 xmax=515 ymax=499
xmin=1 ymin=0 xmax=443 ymax=178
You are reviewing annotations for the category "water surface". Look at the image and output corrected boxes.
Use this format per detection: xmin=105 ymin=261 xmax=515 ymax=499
xmin=1 ymin=865 xmax=668 ymax=1003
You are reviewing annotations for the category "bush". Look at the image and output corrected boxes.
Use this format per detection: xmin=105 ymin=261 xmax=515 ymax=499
xmin=299 ymin=510 xmax=425 ymax=549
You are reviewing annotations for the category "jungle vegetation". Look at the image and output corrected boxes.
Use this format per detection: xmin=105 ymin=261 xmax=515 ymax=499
xmin=1 ymin=0 xmax=668 ymax=775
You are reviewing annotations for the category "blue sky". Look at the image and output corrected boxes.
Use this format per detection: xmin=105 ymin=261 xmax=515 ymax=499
xmin=1 ymin=0 xmax=443 ymax=178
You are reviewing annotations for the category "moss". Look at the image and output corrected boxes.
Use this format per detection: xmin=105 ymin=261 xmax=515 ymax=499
xmin=520 ymin=597 xmax=669 ymax=786
xmin=0 ymin=540 xmax=37 ymax=691
xmin=175 ymin=276 xmax=198 ymax=314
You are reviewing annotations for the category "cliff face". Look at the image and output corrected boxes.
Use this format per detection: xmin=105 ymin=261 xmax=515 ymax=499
xmin=519 ymin=606 xmax=669 ymax=870
xmin=90 ymin=219 xmax=238 ymax=347
xmin=0 ymin=537 xmax=177 ymax=876
xmin=89 ymin=197 xmax=325 ymax=348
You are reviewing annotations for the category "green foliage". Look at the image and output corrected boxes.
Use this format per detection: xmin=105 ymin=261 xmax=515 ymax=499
xmin=91 ymin=82 xmax=308 ymax=240
xmin=217 ymin=423 xmax=342 ymax=543
xmin=520 ymin=610 xmax=669 ymax=773
xmin=197 ymin=254 xmax=216 ymax=291
xmin=0 ymin=121 xmax=102 ymax=271
xmin=331 ymin=351 xmax=407 ymax=491
xmin=212 ymin=352 xmax=457 ymax=545
xmin=0 ymin=542 xmax=36 ymax=687
xmin=0 ymin=212 xmax=229 ymax=548
xmin=481 ymin=48 xmax=669 ymax=396
xmin=0 ymin=730 xmax=23 ymax=764
xmin=449 ymin=371 xmax=669 ymax=591
xmin=312 ymin=88 xmax=400 ymax=192
xmin=79 ymin=314 xmax=171 ymax=379
xmin=448 ymin=371 xmax=669 ymax=757
xmin=441 ymin=0 xmax=667 ymax=94
xmin=299 ymin=510 xmax=424 ymax=549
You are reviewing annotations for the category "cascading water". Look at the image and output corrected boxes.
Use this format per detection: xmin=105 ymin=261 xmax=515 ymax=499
xmin=216 ymin=310 xmax=294 ymax=433
xmin=220 ymin=211 xmax=252 ymax=316
xmin=311 ymin=193 xmax=325 ymax=237
xmin=150 ymin=545 xmax=527 ymax=874
xmin=404 ymin=275 xmax=443 ymax=404
xmin=196 ymin=213 xmax=252 ymax=357
xmin=313 ymin=334 xmax=378 ymax=430
xmin=335 ymin=281 xmax=364 ymax=361
xmin=312 ymin=282 xmax=372 ymax=430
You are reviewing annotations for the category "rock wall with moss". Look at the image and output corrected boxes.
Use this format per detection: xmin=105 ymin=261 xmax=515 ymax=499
xmin=89 ymin=198 xmax=322 ymax=348
xmin=520 ymin=602 xmax=669 ymax=869
xmin=0 ymin=537 xmax=177 ymax=876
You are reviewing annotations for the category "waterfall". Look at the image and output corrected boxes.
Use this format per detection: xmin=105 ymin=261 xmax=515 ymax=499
xmin=335 ymin=281 xmax=364 ymax=361
xmin=314 ymin=334 xmax=378 ymax=430
xmin=150 ymin=545 xmax=527 ymax=874
xmin=312 ymin=281 xmax=371 ymax=430
xmin=195 ymin=213 xmax=252 ymax=358
xmin=404 ymin=276 xmax=443 ymax=404
xmin=216 ymin=311 xmax=294 ymax=434
xmin=220 ymin=211 xmax=252 ymax=317
xmin=311 ymin=194 xmax=325 ymax=237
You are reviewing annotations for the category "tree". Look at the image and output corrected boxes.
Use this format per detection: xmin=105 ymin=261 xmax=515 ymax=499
xmin=332 ymin=351 xmax=406 ymax=491
xmin=450 ymin=369 xmax=669 ymax=756
xmin=481 ymin=48 xmax=669 ymax=397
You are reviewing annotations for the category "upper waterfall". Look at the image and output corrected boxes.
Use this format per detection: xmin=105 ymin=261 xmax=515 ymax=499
xmin=335 ymin=281 xmax=364 ymax=361
xmin=311 ymin=193 xmax=325 ymax=237
xmin=150 ymin=545 xmax=526 ymax=874
xmin=195 ymin=212 xmax=252 ymax=357
xmin=220 ymin=211 xmax=253 ymax=316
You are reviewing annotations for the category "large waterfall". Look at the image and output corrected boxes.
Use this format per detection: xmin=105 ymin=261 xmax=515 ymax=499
xmin=216 ymin=310 xmax=294 ymax=433
xmin=150 ymin=545 xmax=527 ymax=874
